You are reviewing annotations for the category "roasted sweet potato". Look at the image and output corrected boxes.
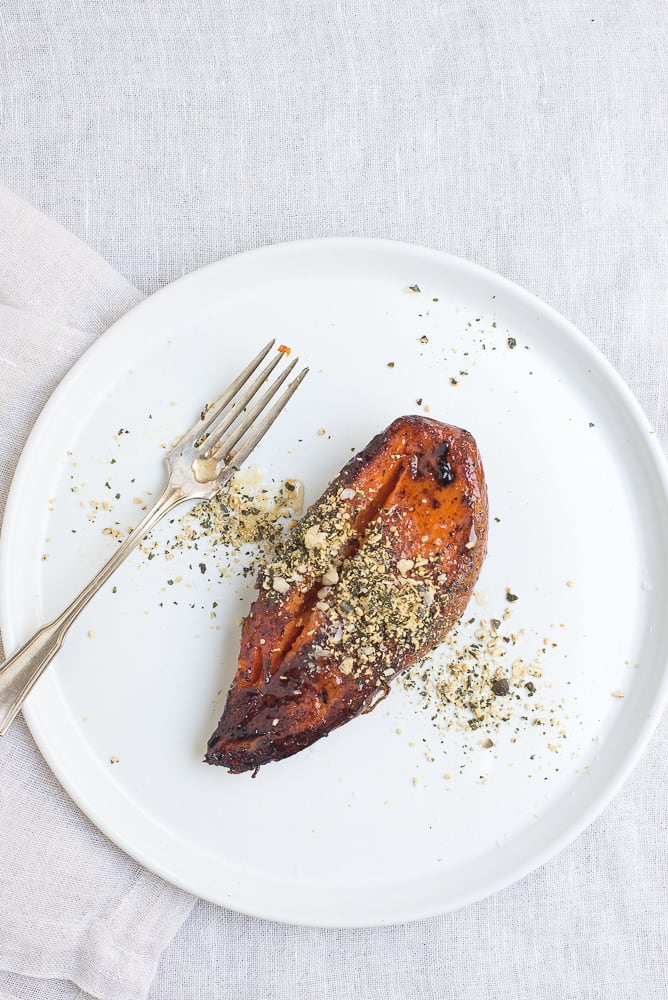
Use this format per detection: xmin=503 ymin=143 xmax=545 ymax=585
xmin=206 ymin=415 xmax=488 ymax=773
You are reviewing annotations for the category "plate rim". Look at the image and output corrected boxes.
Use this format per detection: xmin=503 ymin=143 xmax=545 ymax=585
xmin=2 ymin=236 xmax=668 ymax=926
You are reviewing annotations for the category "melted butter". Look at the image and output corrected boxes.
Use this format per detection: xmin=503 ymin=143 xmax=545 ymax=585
xmin=234 ymin=464 xmax=265 ymax=489
xmin=192 ymin=456 xmax=221 ymax=483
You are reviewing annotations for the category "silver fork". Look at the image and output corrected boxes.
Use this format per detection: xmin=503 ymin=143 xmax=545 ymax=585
xmin=0 ymin=341 xmax=308 ymax=735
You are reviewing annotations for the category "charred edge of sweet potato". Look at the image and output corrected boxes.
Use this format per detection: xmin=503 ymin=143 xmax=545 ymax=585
xmin=265 ymin=461 xmax=406 ymax=676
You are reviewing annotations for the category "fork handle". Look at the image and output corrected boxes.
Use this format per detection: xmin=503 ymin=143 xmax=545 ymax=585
xmin=0 ymin=486 xmax=185 ymax=736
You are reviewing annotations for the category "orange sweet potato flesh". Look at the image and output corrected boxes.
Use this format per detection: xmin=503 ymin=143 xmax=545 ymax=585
xmin=206 ymin=415 xmax=488 ymax=773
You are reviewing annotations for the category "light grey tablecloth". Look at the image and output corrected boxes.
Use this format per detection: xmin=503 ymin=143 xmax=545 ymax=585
xmin=1 ymin=2 xmax=667 ymax=998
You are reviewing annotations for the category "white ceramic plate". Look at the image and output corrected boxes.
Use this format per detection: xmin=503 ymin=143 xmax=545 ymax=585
xmin=2 ymin=239 xmax=668 ymax=927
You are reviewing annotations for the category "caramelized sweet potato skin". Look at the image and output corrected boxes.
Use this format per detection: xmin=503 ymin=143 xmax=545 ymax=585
xmin=206 ymin=415 xmax=488 ymax=773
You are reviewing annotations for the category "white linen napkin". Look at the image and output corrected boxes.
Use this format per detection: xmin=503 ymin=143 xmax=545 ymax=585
xmin=0 ymin=185 xmax=195 ymax=1000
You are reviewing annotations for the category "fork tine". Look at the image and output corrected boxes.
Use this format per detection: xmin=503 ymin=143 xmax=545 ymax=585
xmin=176 ymin=339 xmax=276 ymax=448
xmin=196 ymin=350 xmax=284 ymax=453
xmin=213 ymin=357 xmax=299 ymax=459
xmin=220 ymin=368 xmax=309 ymax=476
